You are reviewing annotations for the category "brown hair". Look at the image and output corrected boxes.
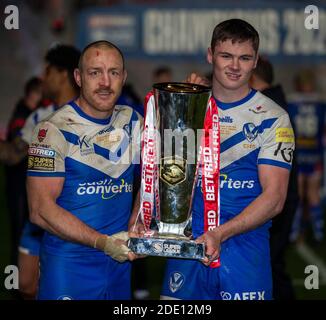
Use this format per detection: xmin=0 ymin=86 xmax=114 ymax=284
xmin=211 ymin=19 xmax=259 ymax=53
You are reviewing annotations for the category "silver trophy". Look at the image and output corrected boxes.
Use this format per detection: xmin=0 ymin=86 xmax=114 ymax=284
xmin=128 ymin=83 xmax=211 ymax=260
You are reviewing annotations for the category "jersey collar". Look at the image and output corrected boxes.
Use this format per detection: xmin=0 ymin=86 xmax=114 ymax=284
xmin=69 ymin=100 xmax=112 ymax=125
xmin=215 ymin=89 xmax=257 ymax=110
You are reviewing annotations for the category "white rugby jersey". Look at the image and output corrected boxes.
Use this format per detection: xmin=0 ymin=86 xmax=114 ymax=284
xmin=192 ymin=89 xmax=295 ymax=238
xmin=27 ymin=101 xmax=142 ymax=255
xmin=20 ymin=105 xmax=57 ymax=144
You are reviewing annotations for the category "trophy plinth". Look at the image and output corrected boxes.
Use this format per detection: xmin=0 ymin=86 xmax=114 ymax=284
xmin=128 ymin=236 xmax=205 ymax=260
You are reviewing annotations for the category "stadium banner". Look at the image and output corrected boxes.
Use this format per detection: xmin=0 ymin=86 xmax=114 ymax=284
xmin=77 ymin=1 xmax=325 ymax=62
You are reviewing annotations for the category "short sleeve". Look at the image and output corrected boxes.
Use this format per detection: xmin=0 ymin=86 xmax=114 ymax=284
xmin=20 ymin=110 xmax=38 ymax=144
xmin=258 ymin=113 xmax=295 ymax=170
xmin=27 ymin=121 xmax=68 ymax=177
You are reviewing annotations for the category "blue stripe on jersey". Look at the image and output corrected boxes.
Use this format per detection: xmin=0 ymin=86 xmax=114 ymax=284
xmin=129 ymin=110 xmax=139 ymax=126
xmin=27 ymin=172 xmax=65 ymax=177
xmin=258 ymin=158 xmax=292 ymax=170
xmin=33 ymin=112 xmax=39 ymax=125
xmin=69 ymin=101 xmax=112 ymax=125
xmin=93 ymin=143 xmax=121 ymax=162
xmin=63 ymin=155 xmax=136 ymax=183
xmin=60 ymin=129 xmax=131 ymax=163
xmin=221 ymin=132 xmax=244 ymax=153
xmin=221 ymin=118 xmax=277 ymax=152
xmin=215 ymin=89 xmax=257 ymax=110
xmin=93 ymin=136 xmax=130 ymax=163
xmin=256 ymin=118 xmax=278 ymax=134
xmin=222 ymin=148 xmax=260 ymax=173
xmin=60 ymin=130 xmax=79 ymax=145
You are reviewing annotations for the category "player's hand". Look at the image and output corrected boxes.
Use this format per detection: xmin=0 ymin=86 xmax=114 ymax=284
xmin=94 ymin=231 xmax=136 ymax=262
xmin=128 ymin=221 xmax=146 ymax=238
xmin=195 ymin=229 xmax=221 ymax=266
xmin=127 ymin=224 xmax=148 ymax=260
xmin=184 ymin=73 xmax=211 ymax=87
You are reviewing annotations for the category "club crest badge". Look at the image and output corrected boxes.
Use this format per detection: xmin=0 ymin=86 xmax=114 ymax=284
xmin=169 ymin=272 xmax=185 ymax=293
xmin=243 ymin=123 xmax=259 ymax=142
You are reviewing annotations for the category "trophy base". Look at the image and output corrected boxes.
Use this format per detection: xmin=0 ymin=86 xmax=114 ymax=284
xmin=128 ymin=236 xmax=205 ymax=260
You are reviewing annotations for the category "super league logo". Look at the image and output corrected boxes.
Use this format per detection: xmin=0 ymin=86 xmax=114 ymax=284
xmin=4 ymin=5 xmax=19 ymax=30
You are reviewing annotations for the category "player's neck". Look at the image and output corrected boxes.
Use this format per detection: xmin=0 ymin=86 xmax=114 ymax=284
xmin=56 ymin=85 xmax=78 ymax=107
xmin=212 ymin=82 xmax=251 ymax=103
xmin=76 ymin=96 xmax=113 ymax=120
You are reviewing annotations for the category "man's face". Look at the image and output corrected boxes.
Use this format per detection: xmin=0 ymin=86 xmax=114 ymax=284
xmin=207 ymin=39 xmax=258 ymax=92
xmin=75 ymin=47 xmax=126 ymax=116
xmin=42 ymin=64 xmax=65 ymax=101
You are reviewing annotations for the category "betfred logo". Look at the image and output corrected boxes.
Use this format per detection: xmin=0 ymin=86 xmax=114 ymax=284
xmin=37 ymin=128 xmax=48 ymax=142
xmin=28 ymin=147 xmax=55 ymax=157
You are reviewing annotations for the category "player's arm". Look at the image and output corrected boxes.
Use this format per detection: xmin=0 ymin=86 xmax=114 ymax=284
xmin=219 ymin=165 xmax=289 ymax=239
xmin=27 ymin=120 xmax=135 ymax=262
xmin=0 ymin=136 xmax=28 ymax=165
xmin=198 ymin=112 xmax=294 ymax=265
xmin=27 ymin=176 xmax=135 ymax=262
xmin=28 ymin=176 xmax=99 ymax=244
xmin=214 ymin=165 xmax=288 ymax=240
xmin=198 ymin=166 xmax=290 ymax=265
xmin=26 ymin=120 xmax=97 ymax=243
